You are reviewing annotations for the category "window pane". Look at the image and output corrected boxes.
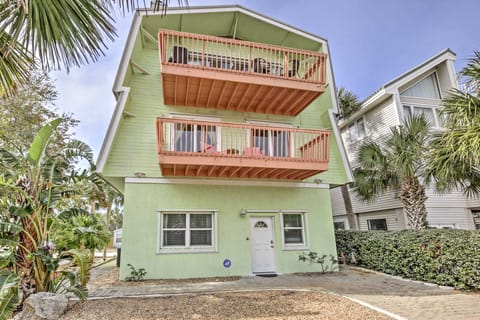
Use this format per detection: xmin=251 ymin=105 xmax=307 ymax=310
xmin=349 ymin=124 xmax=357 ymax=141
xmin=175 ymin=124 xmax=195 ymax=152
xmin=334 ymin=222 xmax=345 ymax=230
xmin=403 ymin=105 xmax=412 ymax=120
xmin=283 ymin=214 xmax=302 ymax=228
xmin=163 ymin=230 xmax=185 ymax=246
xmin=190 ymin=230 xmax=212 ymax=246
xmin=357 ymin=119 xmax=366 ymax=138
xmin=413 ymin=107 xmax=435 ymax=126
xmin=284 ymin=229 xmax=303 ymax=244
xmin=272 ymin=130 xmax=289 ymax=157
xmin=401 ymin=74 xmax=440 ymax=99
xmin=253 ymin=129 xmax=269 ymax=156
xmin=368 ymin=219 xmax=387 ymax=231
xmin=196 ymin=126 xmax=216 ymax=151
xmin=190 ymin=214 xmax=212 ymax=228
xmin=163 ymin=214 xmax=186 ymax=228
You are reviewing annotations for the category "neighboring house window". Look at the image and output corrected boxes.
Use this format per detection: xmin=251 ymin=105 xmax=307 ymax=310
xmin=158 ymin=210 xmax=217 ymax=253
xmin=403 ymin=105 xmax=443 ymax=128
xmin=367 ymin=218 xmax=388 ymax=231
xmin=333 ymin=221 xmax=346 ymax=230
xmin=400 ymin=73 xmax=441 ymax=99
xmin=281 ymin=213 xmax=308 ymax=249
xmin=349 ymin=117 xmax=366 ymax=142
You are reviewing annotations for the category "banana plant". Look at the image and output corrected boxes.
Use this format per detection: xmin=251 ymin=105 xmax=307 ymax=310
xmin=0 ymin=119 xmax=96 ymax=318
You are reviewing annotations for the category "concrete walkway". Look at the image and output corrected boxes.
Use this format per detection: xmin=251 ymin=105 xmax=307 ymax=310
xmin=88 ymin=263 xmax=480 ymax=320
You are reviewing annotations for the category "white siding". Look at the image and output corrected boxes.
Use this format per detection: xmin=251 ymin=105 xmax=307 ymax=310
xmin=358 ymin=209 xmax=403 ymax=231
xmin=330 ymin=187 xmax=347 ymax=216
xmin=351 ymin=189 xmax=402 ymax=214
xmin=341 ymin=97 xmax=398 ymax=167
xmin=426 ymin=207 xmax=471 ymax=230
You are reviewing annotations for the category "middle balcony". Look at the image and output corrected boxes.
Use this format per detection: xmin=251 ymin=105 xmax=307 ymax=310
xmin=158 ymin=30 xmax=327 ymax=116
xmin=156 ymin=117 xmax=331 ymax=180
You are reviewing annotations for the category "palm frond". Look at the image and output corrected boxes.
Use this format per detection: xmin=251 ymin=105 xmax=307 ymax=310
xmin=0 ymin=0 xmax=117 ymax=72
xmin=0 ymin=28 xmax=32 ymax=97
xmin=353 ymin=142 xmax=398 ymax=201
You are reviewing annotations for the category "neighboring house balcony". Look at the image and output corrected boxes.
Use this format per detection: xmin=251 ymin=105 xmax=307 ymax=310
xmin=156 ymin=117 xmax=331 ymax=180
xmin=158 ymin=30 xmax=327 ymax=116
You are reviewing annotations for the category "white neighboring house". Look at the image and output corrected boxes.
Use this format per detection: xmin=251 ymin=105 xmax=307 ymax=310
xmin=331 ymin=49 xmax=480 ymax=231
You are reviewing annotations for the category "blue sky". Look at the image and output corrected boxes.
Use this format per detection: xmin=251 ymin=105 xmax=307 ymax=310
xmin=52 ymin=0 xmax=480 ymax=159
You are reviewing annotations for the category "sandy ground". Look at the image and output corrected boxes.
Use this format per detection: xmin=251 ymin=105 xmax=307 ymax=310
xmin=59 ymin=264 xmax=391 ymax=319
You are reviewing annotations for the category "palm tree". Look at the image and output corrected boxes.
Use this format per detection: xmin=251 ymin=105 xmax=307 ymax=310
xmin=336 ymin=87 xmax=362 ymax=229
xmin=427 ymin=51 xmax=480 ymax=196
xmin=337 ymin=87 xmax=362 ymax=119
xmin=353 ymin=115 xmax=431 ymax=229
xmin=0 ymin=0 xmax=188 ymax=96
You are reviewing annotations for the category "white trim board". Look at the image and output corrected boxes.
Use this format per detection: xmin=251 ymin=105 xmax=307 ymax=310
xmin=125 ymin=177 xmax=330 ymax=189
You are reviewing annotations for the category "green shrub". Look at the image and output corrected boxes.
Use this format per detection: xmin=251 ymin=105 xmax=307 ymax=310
xmin=335 ymin=229 xmax=480 ymax=289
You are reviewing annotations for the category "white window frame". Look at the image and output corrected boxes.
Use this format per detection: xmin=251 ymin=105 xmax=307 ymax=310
xmin=402 ymin=104 xmax=443 ymax=128
xmin=157 ymin=209 xmax=218 ymax=254
xmin=280 ymin=211 xmax=309 ymax=250
xmin=348 ymin=116 xmax=367 ymax=142
xmin=246 ymin=120 xmax=295 ymax=157
xmin=168 ymin=114 xmax=222 ymax=152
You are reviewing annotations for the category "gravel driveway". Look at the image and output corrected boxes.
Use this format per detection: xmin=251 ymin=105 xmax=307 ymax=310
xmin=60 ymin=261 xmax=391 ymax=319
xmin=61 ymin=290 xmax=391 ymax=319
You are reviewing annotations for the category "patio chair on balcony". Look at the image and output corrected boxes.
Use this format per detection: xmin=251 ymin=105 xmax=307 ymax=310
xmin=253 ymin=58 xmax=269 ymax=74
xmin=172 ymin=46 xmax=188 ymax=64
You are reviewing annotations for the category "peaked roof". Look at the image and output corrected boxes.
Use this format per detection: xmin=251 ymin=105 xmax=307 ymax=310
xmin=339 ymin=48 xmax=456 ymax=128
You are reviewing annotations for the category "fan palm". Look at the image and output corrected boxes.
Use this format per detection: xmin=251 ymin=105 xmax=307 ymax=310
xmin=337 ymin=87 xmax=362 ymax=119
xmin=427 ymin=51 xmax=480 ymax=196
xmin=353 ymin=114 xmax=431 ymax=229
xmin=0 ymin=0 xmax=188 ymax=96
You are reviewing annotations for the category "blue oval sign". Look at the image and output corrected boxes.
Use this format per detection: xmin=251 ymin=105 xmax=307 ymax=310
xmin=223 ymin=259 xmax=232 ymax=268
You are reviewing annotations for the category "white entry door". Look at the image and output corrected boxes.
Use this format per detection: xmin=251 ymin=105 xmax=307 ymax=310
xmin=250 ymin=217 xmax=276 ymax=274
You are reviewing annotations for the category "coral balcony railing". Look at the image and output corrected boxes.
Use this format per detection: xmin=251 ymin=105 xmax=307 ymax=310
xmin=156 ymin=117 xmax=331 ymax=180
xmin=158 ymin=30 xmax=327 ymax=116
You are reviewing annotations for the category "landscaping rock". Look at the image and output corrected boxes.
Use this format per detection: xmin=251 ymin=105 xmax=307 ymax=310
xmin=14 ymin=292 xmax=68 ymax=320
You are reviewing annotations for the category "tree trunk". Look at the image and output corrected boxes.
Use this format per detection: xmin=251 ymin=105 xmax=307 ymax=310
xmin=341 ymin=185 xmax=358 ymax=230
xmin=399 ymin=176 xmax=428 ymax=229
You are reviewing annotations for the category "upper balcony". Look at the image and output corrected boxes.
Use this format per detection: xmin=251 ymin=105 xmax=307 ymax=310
xmin=156 ymin=117 xmax=331 ymax=180
xmin=158 ymin=30 xmax=327 ymax=116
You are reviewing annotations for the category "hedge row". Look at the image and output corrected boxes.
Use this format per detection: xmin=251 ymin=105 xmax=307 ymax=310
xmin=335 ymin=229 xmax=480 ymax=289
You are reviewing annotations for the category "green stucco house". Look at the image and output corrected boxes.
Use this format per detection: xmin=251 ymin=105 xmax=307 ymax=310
xmin=97 ymin=5 xmax=351 ymax=279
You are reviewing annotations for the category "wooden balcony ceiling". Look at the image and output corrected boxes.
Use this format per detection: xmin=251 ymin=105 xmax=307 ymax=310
xmin=161 ymin=67 xmax=324 ymax=116
xmin=158 ymin=154 xmax=328 ymax=180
